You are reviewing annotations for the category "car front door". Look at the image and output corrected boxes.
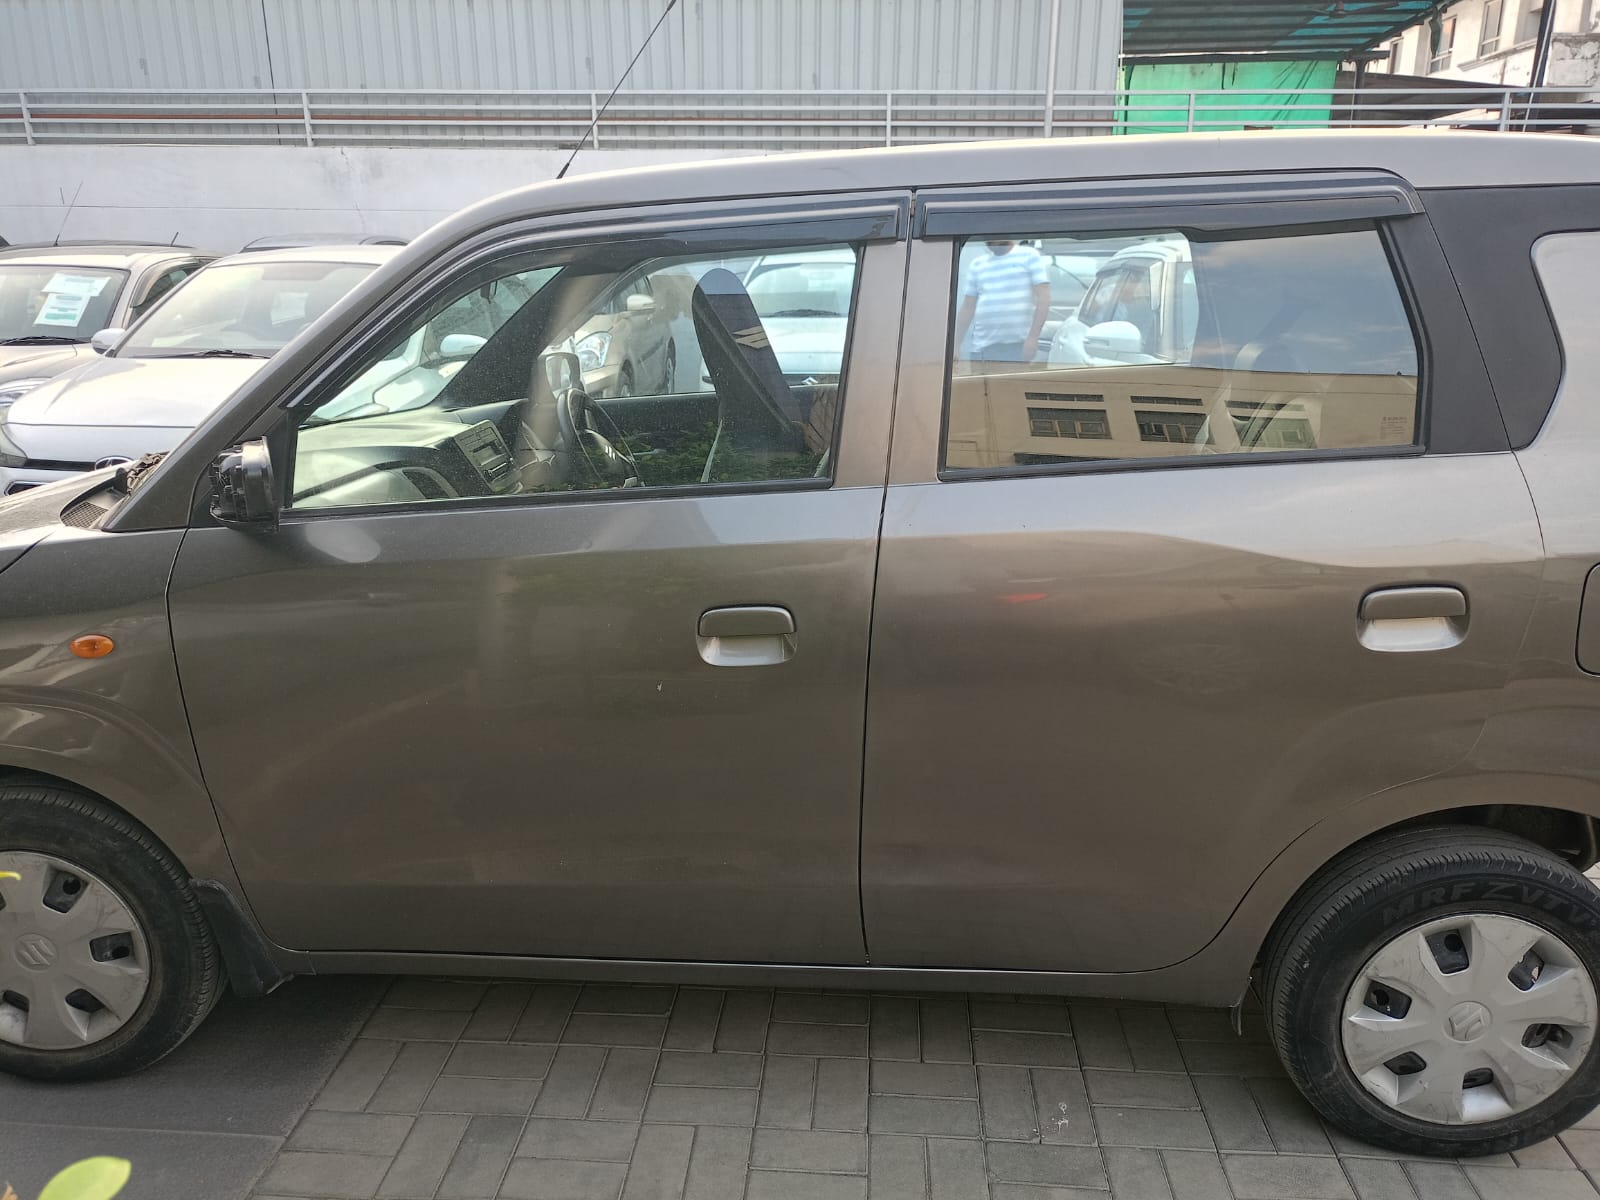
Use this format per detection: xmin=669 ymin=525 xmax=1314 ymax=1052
xmin=863 ymin=177 xmax=1543 ymax=974
xmin=166 ymin=198 xmax=907 ymax=963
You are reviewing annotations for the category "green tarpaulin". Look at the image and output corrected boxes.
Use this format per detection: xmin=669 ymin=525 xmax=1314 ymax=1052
xmin=1118 ymin=60 xmax=1337 ymax=133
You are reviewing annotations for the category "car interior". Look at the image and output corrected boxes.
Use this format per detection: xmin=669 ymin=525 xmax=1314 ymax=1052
xmin=292 ymin=248 xmax=854 ymax=510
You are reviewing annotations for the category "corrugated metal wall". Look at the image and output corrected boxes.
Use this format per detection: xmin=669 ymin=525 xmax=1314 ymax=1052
xmin=0 ymin=0 xmax=1121 ymax=92
xmin=0 ymin=0 xmax=275 ymax=89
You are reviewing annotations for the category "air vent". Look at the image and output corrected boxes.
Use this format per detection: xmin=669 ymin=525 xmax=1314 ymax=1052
xmin=61 ymin=496 xmax=111 ymax=529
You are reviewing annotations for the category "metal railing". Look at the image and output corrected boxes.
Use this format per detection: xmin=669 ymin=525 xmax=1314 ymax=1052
xmin=0 ymin=86 xmax=1594 ymax=149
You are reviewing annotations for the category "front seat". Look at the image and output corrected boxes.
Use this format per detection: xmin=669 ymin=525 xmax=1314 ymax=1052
xmin=690 ymin=268 xmax=803 ymax=456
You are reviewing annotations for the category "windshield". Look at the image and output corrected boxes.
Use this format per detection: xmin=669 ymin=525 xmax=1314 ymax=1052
xmin=0 ymin=264 xmax=127 ymax=343
xmin=746 ymin=260 xmax=854 ymax=318
xmin=118 ymin=260 xmax=377 ymax=358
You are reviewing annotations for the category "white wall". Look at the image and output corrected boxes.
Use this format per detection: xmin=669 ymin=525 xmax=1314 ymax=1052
xmin=1374 ymin=0 xmax=1600 ymax=86
xmin=0 ymin=145 xmax=760 ymax=254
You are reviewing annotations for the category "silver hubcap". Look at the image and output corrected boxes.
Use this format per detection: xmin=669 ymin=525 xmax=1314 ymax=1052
xmin=1341 ymin=913 xmax=1597 ymax=1124
xmin=0 ymin=851 xmax=150 ymax=1049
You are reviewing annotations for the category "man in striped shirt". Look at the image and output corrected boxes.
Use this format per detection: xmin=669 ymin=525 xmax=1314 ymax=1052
xmin=954 ymin=240 xmax=1052 ymax=366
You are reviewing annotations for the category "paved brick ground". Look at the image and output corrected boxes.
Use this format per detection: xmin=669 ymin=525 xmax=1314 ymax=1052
xmin=217 ymin=981 xmax=1600 ymax=1199
xmin=7 ymin=977 xmax=1600 ymax=1199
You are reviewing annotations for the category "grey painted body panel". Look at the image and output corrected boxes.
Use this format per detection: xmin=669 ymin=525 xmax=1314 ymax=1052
xmin=168 ymin=487 xmax=883 ymax=960
xmin=0 ymin=513 xmax=238 ymax=887
xmin=862 ymin=460 xmax=1542 ymax=973
xmin=0 ymin=133 xmax=1595 ymax=1010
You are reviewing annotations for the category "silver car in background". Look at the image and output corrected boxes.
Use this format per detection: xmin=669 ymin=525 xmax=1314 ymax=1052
xmin=0 ymin=245 xmax=394 ymax=494
xmin=0 ymin=244 xmax=213 ymax=410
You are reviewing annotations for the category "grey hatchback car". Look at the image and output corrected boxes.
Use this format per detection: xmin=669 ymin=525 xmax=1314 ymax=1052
xmin=2 ymin=131 xmax=1600 ymax=1158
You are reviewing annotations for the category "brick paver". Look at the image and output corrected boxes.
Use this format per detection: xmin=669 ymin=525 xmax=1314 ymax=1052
xmin=262 ymin=982 xmax=1600 ymax=1199
xmin=8 ymin=976 xmax=1600 ymax=1199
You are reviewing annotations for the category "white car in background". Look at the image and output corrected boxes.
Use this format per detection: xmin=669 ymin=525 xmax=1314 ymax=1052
xmin=0 ymin=245 xmax=396 ymax=495
xmin=1048 ymin=233 xmax=1197 ymax=367
xmin=742 ymin=248 xmax=858 ymax=383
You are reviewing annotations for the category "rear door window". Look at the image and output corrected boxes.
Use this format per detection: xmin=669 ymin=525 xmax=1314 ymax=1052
xmin=942 ymin=224 xmax=1420 ymax=472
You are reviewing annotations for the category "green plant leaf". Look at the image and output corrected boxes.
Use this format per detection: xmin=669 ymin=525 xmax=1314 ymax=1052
xmin=37 ymin=1158 xmax=131 ymax=1200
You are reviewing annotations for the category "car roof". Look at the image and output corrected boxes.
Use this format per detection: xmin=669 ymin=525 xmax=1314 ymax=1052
xmin=1100 ymin=234 xmax=1191 ymax=266
xmin=426 ymin=130 xmax=1600 ymax=256
xmin=239 ymin=234 xmax=407 ymax=251
xmin=0 ymin=244 xmax=204 ymax=270
xmin=204 ymin=245 xmax=404 ymax=269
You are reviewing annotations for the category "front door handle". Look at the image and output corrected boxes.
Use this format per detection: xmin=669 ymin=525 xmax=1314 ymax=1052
xmin=1358 ymin=586 xmax=1468 ymax=652
xmin=697 ymin=606 xmax=796 ymax=667
xmin=698 ymin=606 xmax=795 ymax=638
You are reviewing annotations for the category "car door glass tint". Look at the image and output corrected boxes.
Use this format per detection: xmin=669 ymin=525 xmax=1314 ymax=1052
xmin=943 ymin=225 xmax=1420 ymax=472
xmin=291 ymin=242 xmax=859 ymax=511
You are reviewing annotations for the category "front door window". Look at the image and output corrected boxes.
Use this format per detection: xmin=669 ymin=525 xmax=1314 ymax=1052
xmin=292 ymin=242 xmax=861 ymax=510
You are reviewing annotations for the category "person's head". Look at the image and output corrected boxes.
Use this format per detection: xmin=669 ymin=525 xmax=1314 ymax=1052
xmin=985 ymin=240 xmax=1016 ymax=256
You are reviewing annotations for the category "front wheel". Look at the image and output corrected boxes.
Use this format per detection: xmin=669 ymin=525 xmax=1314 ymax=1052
xmin=1265 ymin=827 xmax=1600 ymax=1156
xmin=0 ymin=786 xmax=223 ymax=1080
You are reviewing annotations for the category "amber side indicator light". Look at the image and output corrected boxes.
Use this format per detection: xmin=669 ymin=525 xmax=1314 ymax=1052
xmin=70 ymin=635 xmax=115 ymax=659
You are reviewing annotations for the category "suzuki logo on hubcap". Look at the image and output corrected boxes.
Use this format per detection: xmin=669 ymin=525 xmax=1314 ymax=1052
xmin=14 ymin=932 xmax=57 ymax=970
xmin=1446 ymin=1001 xmax=1493 ymax=1042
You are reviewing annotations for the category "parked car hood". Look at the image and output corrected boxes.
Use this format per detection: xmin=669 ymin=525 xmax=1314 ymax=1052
xmin=762 ymin=316 xmax=849 ymax=378
xmin=7 ymin=355 xmax=267 ymax=431
xmin=0 ymin=342 xmax=90 ymax=379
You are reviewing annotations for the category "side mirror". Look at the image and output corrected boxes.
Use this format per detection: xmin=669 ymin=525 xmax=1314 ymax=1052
xmin=1082 ymin=320 xmax=1146 ymax=362
xmin=625 ymin=293 xmax=656 ymax=315
xmin=209 ymin=438 xmax=278 ymax=530
xmin=438 ymin=332 xmax=486 ymax=358
xmin=90 ymin=328 xmax=126 ymax=355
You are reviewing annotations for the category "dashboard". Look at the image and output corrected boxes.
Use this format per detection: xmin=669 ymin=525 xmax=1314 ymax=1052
xmin=292 ymin=409 xmax=519 ymax=510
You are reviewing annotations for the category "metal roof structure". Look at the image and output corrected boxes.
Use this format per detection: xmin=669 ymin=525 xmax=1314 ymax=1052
xmin=1125 ymin=0 xmax=1448 ymax=60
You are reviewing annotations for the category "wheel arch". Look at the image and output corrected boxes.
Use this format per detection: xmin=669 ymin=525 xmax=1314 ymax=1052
xmin=0 ymin=760 xmax=301 ymax=994
xmin=1165 ymin=771 xmax=1600 ymax=1005
xmin=1242 ymin=772 xmax=1600 ymax=970
xmin=0 ymin=750 xmax=232 ymax=888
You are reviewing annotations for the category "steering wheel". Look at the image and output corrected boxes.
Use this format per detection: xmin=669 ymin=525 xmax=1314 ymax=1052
xmin=555 ymin=385 xmax=643 ymax=487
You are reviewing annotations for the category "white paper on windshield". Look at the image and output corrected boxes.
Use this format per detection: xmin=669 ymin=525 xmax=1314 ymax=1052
xmin=33 ymin=292 xmax=92 ymax=327
xmin=41 ymin=272 xmax=111 ymax=298
xmin=271 ymin=293 xmax=308 ymax=324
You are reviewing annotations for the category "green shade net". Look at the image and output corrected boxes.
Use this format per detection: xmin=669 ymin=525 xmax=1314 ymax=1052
xmin=1118 ymin=60 xmax=1337 ymax=133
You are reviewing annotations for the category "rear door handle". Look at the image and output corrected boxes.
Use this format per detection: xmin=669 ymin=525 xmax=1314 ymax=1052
xmin=697 ymin=606 xmax=796 ymax=667
xmin=1358 ymin=586 xmax=1468 ymax=653
xmin=1359 ymin=586 xmax=1467 ymax=621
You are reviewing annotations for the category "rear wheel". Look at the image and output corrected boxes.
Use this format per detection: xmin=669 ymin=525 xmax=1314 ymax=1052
xmin=1265 ymin=827 xmax=1600 ymax=1156
xmin=0 ymin=786 xmax=222 ymax=1080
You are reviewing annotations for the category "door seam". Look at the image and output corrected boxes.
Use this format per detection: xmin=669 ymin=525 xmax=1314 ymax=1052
xmin=856 ymin=220 xmax=917 ymax=964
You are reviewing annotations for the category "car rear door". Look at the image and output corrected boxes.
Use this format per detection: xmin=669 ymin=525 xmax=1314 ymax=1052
xmin=166 ymin=195 xmax=908 ymax=964
xmin=862 ymin=175 xmax=1544 ymax=974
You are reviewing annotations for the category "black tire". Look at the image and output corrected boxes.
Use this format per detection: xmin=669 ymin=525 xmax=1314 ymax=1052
xmin=1264 ymin=826 xmax=1600 ymax=1156
xmin=615 ymin=364 xmax=634 ymax=398
xmin=0 ymin=785 xmax=222 ymax=1080
xmin=663 ymin=341 xmax=677 ymax=393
